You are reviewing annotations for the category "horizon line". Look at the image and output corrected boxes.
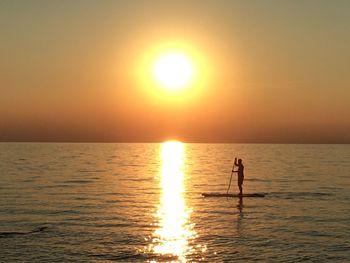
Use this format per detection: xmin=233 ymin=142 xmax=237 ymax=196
xmin=0 ymin=140 xmax=349 ymax=145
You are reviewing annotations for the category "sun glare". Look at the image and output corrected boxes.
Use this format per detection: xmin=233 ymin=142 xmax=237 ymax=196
xmin=136 ymin=42 xmax=211 ymax=102
xmin=145 ymin=141 xmax=202 ymax=261
xmin=153 ymin=53 xmax=194 ymax=90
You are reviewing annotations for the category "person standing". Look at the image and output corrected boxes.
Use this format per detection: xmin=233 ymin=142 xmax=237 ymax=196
xmin=232 ymin=157 xmax=244 ymax=196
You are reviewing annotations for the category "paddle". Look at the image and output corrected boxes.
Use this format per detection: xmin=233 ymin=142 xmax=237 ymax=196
xmin=226 ymin=158 xmax=236 ymax=194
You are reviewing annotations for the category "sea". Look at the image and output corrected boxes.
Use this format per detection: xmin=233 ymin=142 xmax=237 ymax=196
xmin=0 ymin=143 xmax=349 ymax=262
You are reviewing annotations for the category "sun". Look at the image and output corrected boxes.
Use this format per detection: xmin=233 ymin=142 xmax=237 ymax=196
xmin=153 ymin=52 xmax=194 ymax=90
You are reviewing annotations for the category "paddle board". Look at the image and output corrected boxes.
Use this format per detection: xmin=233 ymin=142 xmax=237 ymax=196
xmin=202 ymin=193 xmax=265 ymax=198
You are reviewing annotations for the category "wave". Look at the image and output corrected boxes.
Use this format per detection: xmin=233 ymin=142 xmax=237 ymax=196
xmin=89 ymin=251 xmax=179 ymax=262
xmin=269 ymin=191 xmax=333 ymax=199
xmin=0 ymin=226 xmax=48 ymax=238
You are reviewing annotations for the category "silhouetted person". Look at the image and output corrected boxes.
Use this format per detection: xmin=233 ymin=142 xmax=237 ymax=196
xmin=232 ymin=158 xmax=244 ymax=196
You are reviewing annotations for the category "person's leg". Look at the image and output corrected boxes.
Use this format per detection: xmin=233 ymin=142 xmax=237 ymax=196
xmin=238 ymin=176 xmax=243 ymax=195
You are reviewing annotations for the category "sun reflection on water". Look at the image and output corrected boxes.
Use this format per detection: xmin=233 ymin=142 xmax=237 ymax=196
xmin=147 ymin=141 xmax=199 ymax=262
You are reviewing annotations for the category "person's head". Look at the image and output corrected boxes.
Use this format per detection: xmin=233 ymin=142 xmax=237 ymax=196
xmin=238 ymin=159 xmax=242 ymax=164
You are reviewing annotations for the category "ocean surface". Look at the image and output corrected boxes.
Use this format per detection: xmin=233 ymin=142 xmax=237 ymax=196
xmin=0 ymin=143 xmax=349 ymax=262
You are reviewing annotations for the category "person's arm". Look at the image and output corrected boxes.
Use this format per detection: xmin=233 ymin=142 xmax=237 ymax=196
xmin=232 ymin=157 xmax=237 ymax=172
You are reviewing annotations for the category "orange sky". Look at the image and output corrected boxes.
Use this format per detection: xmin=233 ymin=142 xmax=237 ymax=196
xmin=1 ymin=1 xmax=350 ymax=143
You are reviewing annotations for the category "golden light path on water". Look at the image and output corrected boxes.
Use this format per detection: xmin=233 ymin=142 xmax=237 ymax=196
xmin=147 ymin=141 xmax=205 ymax=262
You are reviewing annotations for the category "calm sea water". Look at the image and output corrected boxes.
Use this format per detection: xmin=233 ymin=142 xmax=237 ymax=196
xmin=0 ymin=143 xmax=349 ymax=262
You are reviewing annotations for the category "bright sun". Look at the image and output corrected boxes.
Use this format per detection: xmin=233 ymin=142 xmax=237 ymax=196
xmin=153 ymin=52 xmax=194 ymax=90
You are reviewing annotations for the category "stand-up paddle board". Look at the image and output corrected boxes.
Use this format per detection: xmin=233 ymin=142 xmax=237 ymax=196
xmin=202 ymin=193 xmax=265 ymax=198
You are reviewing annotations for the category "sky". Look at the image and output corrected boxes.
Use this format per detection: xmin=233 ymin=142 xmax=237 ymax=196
xmin=1 ymin=0 xmax=349 ymax=143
